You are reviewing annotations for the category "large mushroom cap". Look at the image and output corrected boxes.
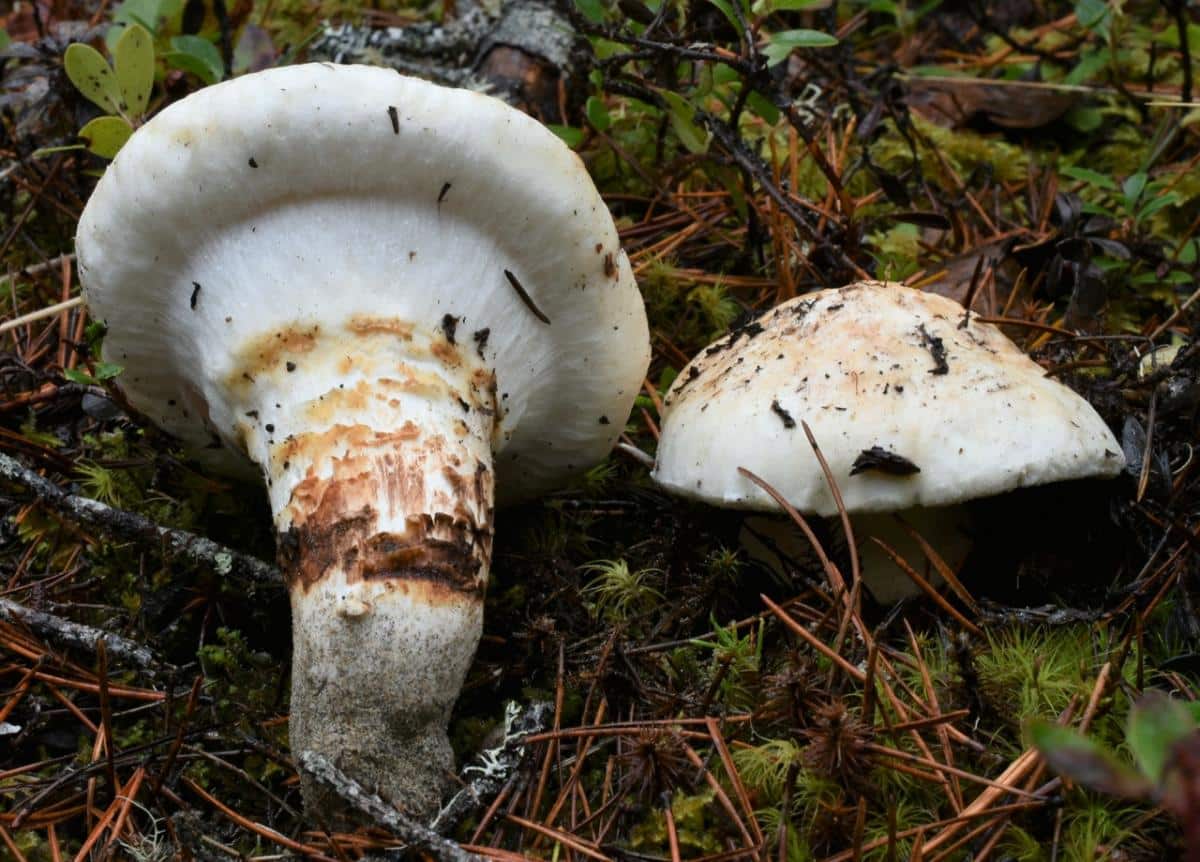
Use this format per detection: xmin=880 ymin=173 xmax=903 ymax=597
xmin=77 ymin=63 xmax=649 ymax=501
xmin=653 ymin=282 xmax=1123 ymax=516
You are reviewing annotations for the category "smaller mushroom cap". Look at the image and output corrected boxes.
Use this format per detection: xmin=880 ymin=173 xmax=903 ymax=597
xmin=652 ymin=282 xmax=1124 ymax=516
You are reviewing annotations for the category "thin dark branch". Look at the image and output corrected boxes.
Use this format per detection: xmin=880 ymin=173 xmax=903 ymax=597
xmin=298 ymin=751 xmax=483 ymax=862
xmin=0 ymin=452 xmax=281 ymax=589
xmin=432 ymin=700 xmax=552 ymax=835
xmin=0 ymin=596 xmax=165 ymax=671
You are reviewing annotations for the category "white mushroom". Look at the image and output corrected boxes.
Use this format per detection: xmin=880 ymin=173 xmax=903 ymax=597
xmin=76 ymin=64 xmax=650 ymax=815
xmin=652 ymin=281 xmax=1123 ymax=603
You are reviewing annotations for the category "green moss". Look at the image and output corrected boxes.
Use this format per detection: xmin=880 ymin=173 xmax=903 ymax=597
xmin=732 ymin=738 xmax=800 ymax=802
xmin=631 ymin=789 xmax=729 ymax=856
xmin=581 ymin=558 xmax=664 ymax=624
xmin=976 ymin=626 xmax=1099 ymax=725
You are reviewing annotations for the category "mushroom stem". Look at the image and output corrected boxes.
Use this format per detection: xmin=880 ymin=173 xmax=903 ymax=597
xmin=229 ymin=319 xmax=497 ymax=817
xmin=853 ymin=506 xmax=973 ymax=603
xmin=741 ymin=505 xmax=972 ymax=604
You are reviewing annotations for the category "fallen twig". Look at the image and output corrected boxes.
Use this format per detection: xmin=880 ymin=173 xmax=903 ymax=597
xmin=0 ymin=452 xmax=280 ymax=589
xmin=0 ymin=597 xmax=165 ymax=671
xmin=298 ymin=751 xmax=483 ymax=862
xmin=432 ymin=700 xmax=553 ymax=835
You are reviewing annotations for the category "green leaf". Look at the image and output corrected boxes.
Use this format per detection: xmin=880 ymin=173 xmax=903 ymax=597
xmin=746 ymin=90 xmax=780 ymax=124
xmin=64 ymin=42 xmax=125 ymax=115
xmin=1122 ymin=172 xmax=1147 ymax=209
xmin=166 ymin=35 xmax=223 ymax=85
xmin=1128 ymin=690 xmax=1198 ymax=785
xmin=704 ymin=0 xmax=747 ymax=38
xmin=662 ymin=91 xmax=708 ymax=155
xmin=1029 ymin=721 xmax=1152 ymax=799
xmin=751 ymin=0 xmax=828 ymax=12
xmin=1060 ymin=165 xmax=1119 ymax=191
xmin=763 ymin=29 xmax=838 ymax=67
xmin=1065 ymin=47 xmax=1110 ymax=85
xmin=1075 ymin=0 xmax=1111 ymax=35
xmin=573 ymin=0 xmax=605 ymax=23
xmin=31 ymin=144 xmax=89 ymax=158
xmin=1080 ymin=201 xmax=1117 ymax=218
xmin=63 ymin=368 xmax=98 ymax=385
xmin=585 ymin=96 xmax=611 ymax=132
xmin=79 ymin=116 xmax=134 ymax=159
xmin=108 ymin=0 xmax=183 ymax=42
xmin=547 ymin=124 xmax=584 ymax=148
xmin=1137 ymin=193 xmax=1182 ymax=222
xmin=113 ymin=23 xmax=154 ymax=116
xmin=0 ymin=28 xmax=10 ymax=53
xmin=93 ymin=362 xmax=124 ymax=381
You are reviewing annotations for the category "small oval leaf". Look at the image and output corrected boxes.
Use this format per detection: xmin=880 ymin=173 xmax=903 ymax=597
xmin=167 ymin=35 xmax=223 ymax=85
xmin=763 ymin=29 xmax=838 ymax=67
xmin=662 ymin=91 xmax=709 ymax=155
xmin=64 ymin=42 xmax=124 ymax=114
xmin=1128 ymin=690 xmax=1197 ymax=785
xmin=114 ymin=24 xmax=155 ymax=116
xmin=79 ymin=115 xmax=134 ymax=159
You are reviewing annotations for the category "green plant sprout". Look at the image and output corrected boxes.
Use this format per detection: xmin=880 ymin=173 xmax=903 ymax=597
xmin=1060 ymin=166 xmax=1183 ymax=230
xmin=63 ymin=361 xmax=124 ymax=386
xmin=1030 ymin=690 xmax=1200 ymax=859
xmin=581 ymin=559 xmax=665 ymax=623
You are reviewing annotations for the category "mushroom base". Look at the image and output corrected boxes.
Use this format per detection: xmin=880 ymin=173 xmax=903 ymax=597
xmin=289 ymin=581 xmax=483 ymax=819
xmin=853 ymin=506 xmax=973 ymax=603
xmin=741 ymin=505 xmax=973 ymax=604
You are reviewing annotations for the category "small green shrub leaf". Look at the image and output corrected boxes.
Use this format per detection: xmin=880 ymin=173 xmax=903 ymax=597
xmin=65 ymin=43 xmax=124 ymax=114
xmin=1128 ymin=690 xmax=1197 ymax=785
xmin=1029 ymin=720 xmax=1152 ymax=799
xmin=585 ymin=96 xmax=612 ymax=132
xmin=704 ymin=0 xmax=747 ymax=37
xmin=166 ymin=36 xmax=223 ymax=85
xmin=63 ymin=368 xmax=95 ymax=385
xmin=752 ymin=0 xmax=828 ymax=12
xmin=662 ymin=91 xmax=709 ymax=154
xmin=763 ymin=29 xmax=839 ymax=67
xmin=79 ymin=116 xmax=134 ymax=159
xmin=1060 ymin=165 xmax=1118 ymax=191
xmin=93 ymin=362 xmax=124 ymax=381
xmin=114 ymin=23 xmax=154 ymax=116
xmin=547 ymin=124 xmax=584 ymax=148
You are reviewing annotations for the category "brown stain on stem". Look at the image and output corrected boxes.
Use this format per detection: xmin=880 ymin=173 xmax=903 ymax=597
xmin=275 ymin=424 xmax=494 ymax=601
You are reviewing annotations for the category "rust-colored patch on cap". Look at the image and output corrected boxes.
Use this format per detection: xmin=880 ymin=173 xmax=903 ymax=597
xmin=347 ymin=315 xmax=415 ymax=339
xmin=275 ymin=422 xmax=421 ymax=472
xmin=431 ymin=338 xmax=462 ymax=368
xmin=305 ymin=380 xmax=373 ymax=426
xmin=240 ymin=324 xmax=320 ymax=373
xmin=225 ymin=322 xmax=322 ymax=398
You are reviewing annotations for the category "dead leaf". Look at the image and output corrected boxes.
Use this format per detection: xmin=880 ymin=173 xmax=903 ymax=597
xmin=906 ymin=77 xmax=1078 ymax=129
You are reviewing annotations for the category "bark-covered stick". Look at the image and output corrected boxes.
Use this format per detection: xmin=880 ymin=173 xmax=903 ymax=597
xmin=0 ymin=452 xmax=281 ymax=589
xmin=431 ymin=700 xmax=552 ymax=835
xmin=0 ymin=597 xmax=164 ymax=671
xmin=297 ymin=751 xmax=483 ymax=862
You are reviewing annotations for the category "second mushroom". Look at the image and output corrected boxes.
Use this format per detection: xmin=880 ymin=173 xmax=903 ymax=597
xmin=652 ymin=281 xmax=1124 ymax=602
